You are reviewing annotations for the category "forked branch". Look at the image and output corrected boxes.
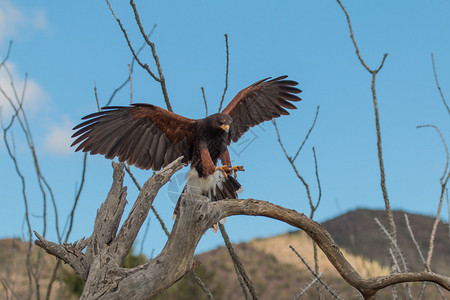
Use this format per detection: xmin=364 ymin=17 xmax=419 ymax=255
xmin=34 ymin=159 xmax=449 ymax=299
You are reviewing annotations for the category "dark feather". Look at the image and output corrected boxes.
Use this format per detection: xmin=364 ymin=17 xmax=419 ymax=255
xmin=72 ymin=104 xmax=196 ymax=171
xmin=222 ymin=75 xmax=301 ymax=142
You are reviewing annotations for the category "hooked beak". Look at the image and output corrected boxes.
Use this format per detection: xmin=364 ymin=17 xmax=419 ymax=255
xmin=220 ymin=124 xmax=230 ymax=133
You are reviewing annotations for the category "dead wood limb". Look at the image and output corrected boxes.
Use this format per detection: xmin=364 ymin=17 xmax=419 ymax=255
xmin=34 ymin=232 xmax=89 ymax=280
xmin=35 ymin=160 xmax=449 ymax=300
xmin=216 ymin=199 xmax=450 ymax=299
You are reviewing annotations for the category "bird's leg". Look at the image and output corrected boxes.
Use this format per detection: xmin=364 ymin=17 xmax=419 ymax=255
xmin=216 ymin=165 xmax=245 ymax=178
xmin=231 ymin=165 xmax=244 ymax=178
xmin=216 ymin=165 xmax=232 ymax=177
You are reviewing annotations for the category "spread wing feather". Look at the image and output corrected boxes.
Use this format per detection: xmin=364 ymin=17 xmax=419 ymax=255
xmin=222 ymin=75 xmax=301 ymax=142
xmin=71 ymin=103 xmax=196 ymax=170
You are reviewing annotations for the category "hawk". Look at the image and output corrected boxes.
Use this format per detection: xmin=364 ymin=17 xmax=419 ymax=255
xmin=72 ymin=76 xmax=301 ymax=228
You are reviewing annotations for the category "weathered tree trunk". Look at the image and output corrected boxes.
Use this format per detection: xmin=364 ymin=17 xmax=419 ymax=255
xmin=35 ymin=158 xmax=450 ymax=299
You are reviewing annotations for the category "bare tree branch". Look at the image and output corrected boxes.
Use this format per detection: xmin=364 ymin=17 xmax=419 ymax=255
xmin=63 ymin=153 xmax=88 ymax=243
xmin=294 ymin=275 xmax=321 ymax=300
xmin=218 ymin=33 xmax=230 ymax=112
xmin=289 ymin=246 xmax=342 ymax=300
xmin=219 ymin=223 xmax=258 ymax=300
xmin=431 ymin=53 xmax=450 ymax=116
xmin=219 ymin=199 xmax=450 ymax=300
xmin=417 ymin=125 xmax=450 ymax=270
xmin=94 ymin=82 xmax=100 ymax=111
xmin=128 ymin=63 xmax=133 ymax=104
xmin=105 ymin=0 xmax=158 ymax=82
xmin=105 ymin=24 xmax=157 ymax=107
xmin=129 ymin=0 xmax=171 ymax=111
xmin=188 ymin=271 xmax=214 ymax=300
xmin=404 ymin=214 xmax=427 ymax=270
xmin=0 ymin=276 xmax=19 ymax=300
xmin=124 ymin=164 xmax=170 ymax=237
xmin=35 ymin=189 xmax=450 ymax=300
xmin=35 ymin=233 xmax=89 ymax=281
xmin=335 ymin=0 xmax=397 ymax=249
xmin=273 ymin=107 xmax=323 ymax=297
xmin=105 ymin=0 xmax=173 ymax=111
xmin=375 ymin=218 xmax=413 ymax=298
xmin=201 ymin=86 xmax=208 ymax=117
xmin=293 ymin=105 xmax=320 ymax=162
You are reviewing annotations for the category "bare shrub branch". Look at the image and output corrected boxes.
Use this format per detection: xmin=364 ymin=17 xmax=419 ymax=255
xmin=293 ymin=105 xmax=320 ymax=162
xmin=294 ymin=275 xmax=321 ymax=300
xmin=105 ymin=0 xmax=172 ymax=111
xmin=218 ymin=34 xmax=230 ymax=112
xmin=219 ymin=223 xmax=258 ymax=300
xmin=290 ymin=246 xmax=342 ymax=300
xmin=129 ymin=0 xmax=171 ymax=111
xmin=335 ymin=0 xmax=396 ymax=247
xmin=201 ymin=86 xmax=208 ymax=117
xmin=431 ymin=53 xmax=450 ymax=116
xmin=105 ymin=24 xmax=157 ymax=107
xmin=417 ymin=125 xmax=450 ymax=269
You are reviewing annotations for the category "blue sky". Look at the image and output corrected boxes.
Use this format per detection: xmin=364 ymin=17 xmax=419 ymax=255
xmin=1 ymin=0 xmax=449 ymax=256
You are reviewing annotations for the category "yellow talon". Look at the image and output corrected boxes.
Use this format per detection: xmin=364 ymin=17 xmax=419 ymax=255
xmin=216 ymin=165 xmax=232 ymax=177
xmin=216 ymin=165 xmax=244 ymax=178
xmin=232 ymin=165 xmax=245 ymax=178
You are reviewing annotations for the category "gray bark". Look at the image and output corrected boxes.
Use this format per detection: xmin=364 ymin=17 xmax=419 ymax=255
xmin=35 ymin=157 xmax=450 ymax=299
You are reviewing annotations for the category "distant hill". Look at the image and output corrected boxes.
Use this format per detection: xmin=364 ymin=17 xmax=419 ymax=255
xmin=0 ymin=238 xmax=77 ymax=300
xmin=321 ymin=209 xmax=449 ymax=275
xmin=1 ymin=209 xmax=448 ymax=299
xmin=156 ymin=209 xmax=449 ymax=299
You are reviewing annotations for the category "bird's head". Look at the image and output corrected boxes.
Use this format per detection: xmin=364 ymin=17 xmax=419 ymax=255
xmin=207 ymin=113 xmax=232 ymax=133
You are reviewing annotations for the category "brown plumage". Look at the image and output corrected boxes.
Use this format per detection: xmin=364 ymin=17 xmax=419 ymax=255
xmin=72 ymin=75 xmax=301 ymax=212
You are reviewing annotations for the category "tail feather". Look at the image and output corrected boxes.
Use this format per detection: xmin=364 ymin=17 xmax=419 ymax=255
xmin=173 ymin=171 xmax=243 ymax=232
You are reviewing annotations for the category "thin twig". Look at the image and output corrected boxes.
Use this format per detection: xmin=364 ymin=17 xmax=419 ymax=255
xmin=376 ymin=218 xmax=414 ymax=298
xmin=129 ymin=0 xmax=172 ymax=111
xmin=293 ymin=106 xmax=320 ymax=162
xmin=0 ymin=277 xmax=19 ymax=300
xmin=273 ymin=120 xmax=314 ymax=214
xmin=417 ymin=125 xmax=450 ymax=269
xmin=0 ymin=61 xmax=53 ymax=299
xmin=374 ymin=218 xmax=408 ymax=273
xmin=94 ymin=82 xmax=100 ymax=112
xmin=273 ymin=116 xmax=323 ymax=297
xmin=335 ymin=0 xmax=396 ymax=249
xmin=289 ymin=246 xmax=342 ymax=300
xmin=47 ymin=151 xmax=87 ymax=299
xmin=105 ymin=24 xmax=157 ymax=107
xmin=219 ymin=223 xmax=258 ymax=300
xmin=294 ymin=275 xmax=321 ymax=300
xmin=128 ymin=63 xmax=133 ymax=104
xmin=0 ymin=40 xmax=13 ymax=71
xmin=63 ymin=153 xmax=88 ymax=243
xmin=189 ymin=271 xmax=214 ymax=300
xmin=431 ymin=53 xmax=450 ymax=116
xmin=447 ymin=189 xmax=450 ymax=240
xmin=312 ymin=147 xmax=322 ymax=212
xmin=404 ymin=214 xmax=427 ymax=270
xmin=201 ymin=87 xmax=208 ymax=117
xmin=218 ymin=34 xmax=229 ymax=112
xmin=105 ymin=0 xmax=159 ymax=82
xmin=124 ymin=164 xmax=170 ymax=237
xmin=405 ymin=213 xmax=432 ymax=300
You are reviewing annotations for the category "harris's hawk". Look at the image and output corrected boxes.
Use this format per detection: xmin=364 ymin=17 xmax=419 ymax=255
xmin=71 ymin=76 xmax=301 ymax=228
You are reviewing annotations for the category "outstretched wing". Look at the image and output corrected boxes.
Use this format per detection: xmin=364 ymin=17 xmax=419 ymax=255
xmin=71 ymin=103 xmax=196 ymax=170
xmin=222 ymin=75 xmax=301 ymax=142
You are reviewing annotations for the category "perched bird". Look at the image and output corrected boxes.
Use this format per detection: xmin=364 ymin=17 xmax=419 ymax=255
xmin=71 ymin=75 xmax=301 ymax=229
